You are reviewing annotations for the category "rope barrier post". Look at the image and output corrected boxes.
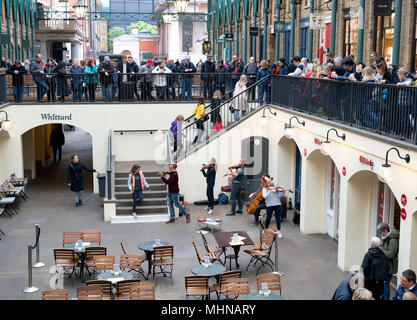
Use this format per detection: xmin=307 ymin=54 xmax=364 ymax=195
xmin=272 ymin=230 xmax=284 ymax=277
xmin=23 ymin=245 xmax=38 ymax=293
xmin=32 ymin=224 xmax=45 ymax=268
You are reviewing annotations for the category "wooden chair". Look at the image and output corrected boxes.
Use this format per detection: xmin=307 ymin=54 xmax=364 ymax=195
xmin=41 ymin=290 xmax=69 ymax=300
xmin=152 ymin=245 xmax=174 ymax=282
xmin=223 ymin=277 xmax=250 ymax=300
xmin=62 ymin=232 xmax=83 ymax=247
xmin=0 ymin=192 xmax=18 ymax=216
xmin=199 ymin=231 xmax=224 ymax=264
xmin=120 ymin=239 xmax=127 ymax=254
xmin=129 ymin=282 xmax=156 ymax=300
xmin=86 ymin=280 xmax=113 ymax=300
xmin=256 ymin=272 xmax=282 ymax=295
xmin=191 ymin=237 xmax=219 ymax=264
xmin=0 ymin=208 xmax=5 ymax=239
xmin=244 ymin=228 xmax=275 ymax=275
xmin=53 ymin=248 xmax=79 ymax=278
xmin=120 ymin=254 xmax=146 ymax=279
xmin=77 ymin=285 xmax=103 ymax=300
xmin=5 ymin=180 xmax=27 ymax=201
xmin=82 ymin=230 xmax=101 ymax=245
xmin=115 ymin=279 xmax=141 ymax=300
xmin=185 ymin=275 xmax=209 ymax=300
xmin=213 ymin=270 xmax=242 ymax=300
xmin=85 ymin=246 xmax=107 ymax=274
xmin=90 ymin=256 xmax=115 ymax=273
xmin=250 ymin=228 xmax=273 ymax=251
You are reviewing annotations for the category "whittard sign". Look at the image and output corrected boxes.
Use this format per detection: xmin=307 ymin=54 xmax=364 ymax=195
xmin=41 ymin=113 xmax=72 ymax=121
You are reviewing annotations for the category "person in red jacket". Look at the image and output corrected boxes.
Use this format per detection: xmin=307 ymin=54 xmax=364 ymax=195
xmin=158 ymin=163 xmax=190 ymax=224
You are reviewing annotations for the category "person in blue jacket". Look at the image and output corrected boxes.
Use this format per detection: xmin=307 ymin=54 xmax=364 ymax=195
xmin=392 ymin=269 xmax=417 ymax=300
xmin=256 ymin=60 xmax=271 ymax=106
xmin=277 ymin=58 xmax=289 ymax=75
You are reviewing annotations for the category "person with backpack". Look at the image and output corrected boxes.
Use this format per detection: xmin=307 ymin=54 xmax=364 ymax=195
xmin=67 ymin=155 xmax=96 ymax=207
xmin=127 ymin=164 xmax=150 ymax=218
xmin=361 ymin=237 xmax=389 ymax=300
xmin=377 ymin=222 xmax=400 ymax=300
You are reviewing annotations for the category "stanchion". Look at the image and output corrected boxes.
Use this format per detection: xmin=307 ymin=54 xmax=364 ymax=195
xmin=272 ymin=231 xmax=284 ymax=277
xmin=23 ymin=245 xmax=39 ymax=293
xmin=32 ymin=224 xmax=45 ymax=268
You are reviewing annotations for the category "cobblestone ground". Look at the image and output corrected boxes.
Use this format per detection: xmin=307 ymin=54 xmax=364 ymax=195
xmin=0 ymin=127 xmax=347 ymax=300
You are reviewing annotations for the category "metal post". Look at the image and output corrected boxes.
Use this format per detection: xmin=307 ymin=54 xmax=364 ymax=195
xmin=252 ymin=13 xmax=257 ymax=61
xmin=32 ymin=224 xmax=45 ymax=268
xmin=23 ymin=245 xmax=38 ymax=293
xmin=275 ymin=0 xmax=281 ymax=61
xmin=392 ymin=0 xmax=402 ymax=66
xmin=357 ymin=0 xmax=365 ymax=62
xmin=107 ymin=135 xmax=112 ymax=200
xmin=330 ymin=0 xmax=338 ymax=54
xmin=263 ymin=7 xmax=268 ymax=60
xmin=290 ymin=0 xmax=296 ymax=58
xmin=307 ymin=0 xmax=314 ymax=62
xmin=272 ymin=231 xmax=284 ymax=276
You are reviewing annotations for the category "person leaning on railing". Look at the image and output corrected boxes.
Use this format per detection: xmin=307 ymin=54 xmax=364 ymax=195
xmin=152 ymin=61 xmax=172 ymax=100
xmin=257 ymin=60 xmax=271 ymax=106
xmin=243 ymin=57 xmax=259 ymax=101
xmin=55 ymin=61 xmax=70 ymax=102
xmin=178 ymin=57 xmax=196 ymax=101
xmin=6 ymin=60 xmax=27 ymax=102
xmin=30 ymin=54 xmax=49 ymax=102
xmin=214 ymin=60 xmax=227 ymax=96
xmin=44 ymin=58 xmax=57 ymax=102
xmin=139 ymin=59 xmax=154 ymax=101
xmin=70 ymin=59 xmax=84 ymax=102
xmin=97 ymin=56 xmax=114 ymax=102
xmin=166 ymin=58 xmax=178 ymax=100
xmin=84 ymin=59 xmax=98 ymax=102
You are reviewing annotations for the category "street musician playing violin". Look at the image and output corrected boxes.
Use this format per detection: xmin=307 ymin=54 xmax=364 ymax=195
xmin=261 ymin=175 xmax=285 ymax=238
xmin=201 ymin=158 xmax=217 ymax=214
xmin=223 ymin=159 xmax=246 ymax=216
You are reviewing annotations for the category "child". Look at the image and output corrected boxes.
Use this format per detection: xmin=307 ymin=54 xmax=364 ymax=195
xmin=192 ymin=97 xmax=205 ymax=144
xmin=210 ymin=90 xmax=222 ymax=129
xmin=213 ymin=116 xmax=223 ymax=133
xmin=127 ymin=164 xmax=150 ymax=218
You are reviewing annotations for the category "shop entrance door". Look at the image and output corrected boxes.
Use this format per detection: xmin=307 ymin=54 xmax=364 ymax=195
xmin=326 ymin=159 xmax=340 ymax=239
xmin=373 ymin=180 xmax=401 ymax=235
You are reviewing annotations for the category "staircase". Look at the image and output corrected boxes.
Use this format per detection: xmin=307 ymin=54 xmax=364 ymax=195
xmin=110 ymin=161 xmax=170 ymax=224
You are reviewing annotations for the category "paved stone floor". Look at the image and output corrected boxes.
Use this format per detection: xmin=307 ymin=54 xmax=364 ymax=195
xmin=0 ymin=127 xmax=348 ymax=300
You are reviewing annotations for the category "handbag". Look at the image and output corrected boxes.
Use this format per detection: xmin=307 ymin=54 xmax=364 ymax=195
xmin=229 ymin=104 xmax=234 ymax=113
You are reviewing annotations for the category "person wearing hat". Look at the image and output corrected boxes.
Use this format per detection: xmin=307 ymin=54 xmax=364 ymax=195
xmin=139 ymin=59 xmax=154 ymax=100
xmin=6 ymin=60 xmax=27 ymax=102
xmin=98 ymin=56 xmax=115 ymax=102
xmin=178 ymin=56 xmax=196 ymax=101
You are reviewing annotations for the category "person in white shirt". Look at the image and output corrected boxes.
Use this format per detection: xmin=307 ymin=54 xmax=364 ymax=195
xmin=261 ymin=176 xmax=283 ymax=238
xmin=152 ymin=61 xmax=172 ymax=100
xmin=288 ymin=57 xmax=307 ymax=77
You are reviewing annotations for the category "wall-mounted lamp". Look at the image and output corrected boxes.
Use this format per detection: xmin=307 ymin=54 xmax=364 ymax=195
xmin=261 ymin=107 xmax=277 ymax=126
xmin=377 ymin=147 xmax=410 ymax=183
xmin=284 ymin=116 xmax=305 ymax=139
xmin=320 ymin=128 xmax=345 ymax=156
xmin=0 ymin=110 xmax=12 ymax=131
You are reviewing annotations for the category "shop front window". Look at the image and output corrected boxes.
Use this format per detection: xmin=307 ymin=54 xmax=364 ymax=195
xmin=376 ymin=13 xmax=395 ymax=64
xmin=344 ymin=18 xmax=358 ymax=58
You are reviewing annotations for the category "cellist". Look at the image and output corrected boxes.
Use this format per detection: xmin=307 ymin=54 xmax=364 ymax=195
xmin=248 ymin=174 xmax=270 ymax=225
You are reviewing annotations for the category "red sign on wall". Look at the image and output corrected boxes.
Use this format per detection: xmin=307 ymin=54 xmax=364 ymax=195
xmin=401 ymin=208 xmax=407 ymax=220
xmin=314 ymin=138 xmax=323 ymax=145
xmin=359 ymin=155 xmax=374 ymax=167
xmin=401 ymin=194 xmax=407 ymax=207
xmin=342 ymin=166 xmax=346 ymax=176
xmin=304 ymin=149 xmax=307 ymax=157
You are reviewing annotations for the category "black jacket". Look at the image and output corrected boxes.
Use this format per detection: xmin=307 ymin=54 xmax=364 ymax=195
xmin=117 ymin=62 xmax=135 ymax=83
xmin=215 ymin=65 xmax=227 ymax=86
xmin=201 ymin=61 xmax=215 ymax=81
xmin=55 ymin=61 xmax=70 ymax=97
xmin=6 ymin=64 xmax=27 ymax=86
xmin=228 ymin=61 xmax=244 ymax=80
xmin=382 ymin=69 xmax=399 ymax=84
xmin=278 ymin=64 xmax=289 ymax=75
xmin=210 ymin=98 xmax=222 ymax=123
xmin=98 ymin=62 xmax=115 ymax=85
xmin=202 ymin=166 xmax=216 ymax=186
xmin=50 ymin=128 xmax=65 ymax=147
xmin=178 ymin=62 xmax=196 ymax=79
xmin=361 ymin=247 xmax=389 ymax=284
xmin=67 ymin=162 xmax=95 ymax=192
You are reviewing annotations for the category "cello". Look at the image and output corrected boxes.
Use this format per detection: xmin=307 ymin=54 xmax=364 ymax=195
xmin=246 ymin=176 xmax=270 ymax=215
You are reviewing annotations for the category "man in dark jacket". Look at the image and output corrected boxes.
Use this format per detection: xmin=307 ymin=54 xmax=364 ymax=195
xmin=332 ymin=270 xmax=364 ymax=300
xmin=117 ymin=55 xmax=136 ymax=100
xmin=277 ymin=58 xmax=289 ymax=75
xmin=6 ymin=60 xmax=27 ymax=102
xmin=50 ymin=124 xmax=65 ymax=162
xmin=243 ymin=57 xmax=258 ymax=100
xmin=70 ymin=59 xmax=83 ymax=102
xmin=178 ymin=56 xmax=196 ymax=101
xmin=392 ymin=269 xmax=417 ymax=300
xmin=30 ymin=54 xmax=49 ymax=102
xmin=361 ymin=237 xmax=389 ymax=300
xmin=214 ymin=60 xmax=227 ymax=96
xmin=166 ymin=58 xmax=178 ymax=100
xmin=1 ymin=57 xmax=7 ymax=68
xmin=201 ymin=158 xmax=216 ymax=214
xmin=377 ymin=223 xmax=400 ymax=300
xmin=227 ymin=55 xmax=244 ymax=92
xmin=128 ymin=56 xmax=140 ymax=100
xmin=200 ymin=55 xmax=215 ymax=100
xmin=330 ymin=57 xmax=355 ymax=80
xmin=333 ymin=57 xmax=346 ymax=76
xmin=98 ymin=56 xmax=115 ymax=102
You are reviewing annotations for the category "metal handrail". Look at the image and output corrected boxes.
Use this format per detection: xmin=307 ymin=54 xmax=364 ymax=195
xmin=107 ymin=135 xmax=112 ymax=200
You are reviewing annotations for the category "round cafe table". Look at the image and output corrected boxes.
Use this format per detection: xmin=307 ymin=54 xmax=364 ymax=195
xmin=64 ymin=242 xmax=99 ymax=282
xmin=240 ymin=292 xmax=284 ymax=300
xmin=138 ymin=240 xmax=169 ymax=280
xmin=97 ymin=271 xmax=133 ymax=284
xmin=191 ymin=263 xmax=226 ymax=277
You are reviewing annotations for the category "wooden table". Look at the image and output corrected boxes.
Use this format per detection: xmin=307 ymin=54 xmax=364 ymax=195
xmin=241 ymin=292 xmax=283 ymax=300
xmin=138 ymin=240 xmax=170 ymax=280
xmin=64 ymin=242 xmax=99 ymax=282
xmin=212 ymin=231 xmax=254 ymax=268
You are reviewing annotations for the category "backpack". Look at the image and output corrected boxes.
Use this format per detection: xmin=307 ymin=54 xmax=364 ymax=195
xmin=370 ymin=256 xmax=389 ymax=281
xmin=217 ymin=193 xmax=228 ymax=206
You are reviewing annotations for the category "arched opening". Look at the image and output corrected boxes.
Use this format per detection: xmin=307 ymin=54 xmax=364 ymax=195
xmin=343 ymin=170 xmax=402 ymax=272
xmin=21 ymin=123 xmax=94 ymax=204
xmin=411 ymin=212 xmax=417 ymax=272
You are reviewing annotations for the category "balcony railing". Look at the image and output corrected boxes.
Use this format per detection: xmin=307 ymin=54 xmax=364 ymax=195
xmin=270 ymin=75 xmax=417 ymax=145
xmin=37 ymin=19 xmax=83 ymax=33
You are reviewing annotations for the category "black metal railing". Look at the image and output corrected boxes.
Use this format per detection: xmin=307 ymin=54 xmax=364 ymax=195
xmin=1 ymin=72 xmax=252 ymax=103
xmin=271 ymin=75 xmax=417 ymax=144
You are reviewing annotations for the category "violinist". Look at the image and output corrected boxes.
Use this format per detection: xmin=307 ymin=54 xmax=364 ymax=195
xmin=262 ymin=176 xmax=283 ymax=238
xmin=158 ymin=163 xmax=190 ymax=224
xmin=201 ymin=158 xmax=217 ymax=214
xmin=224 ymin=159 xmax=245 ymax=216
xmin=248 ymin=174 xmax=270 ymax=225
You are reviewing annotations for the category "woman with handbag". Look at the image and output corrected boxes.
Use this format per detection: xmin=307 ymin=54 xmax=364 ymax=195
xmin=231 ymin=74 xmax=248 ymax=122
xmin=192 ymin=97 xmax=206 ymax=144
xmin=67 ymin=155 xmax=96 ymax=207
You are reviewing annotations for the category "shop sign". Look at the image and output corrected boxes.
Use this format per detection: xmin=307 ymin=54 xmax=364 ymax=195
xmin=0 ymin=34 xmax=10 ymax=44
xmin=304 ymin=149 xmax=307 ymax=157
xmin=225 ymin=33 xmax=234 ymax=41
xmin=273 ymin=22 xmax=285 ymax=34
xmin=374 ymin=0 xmax=392 ymax=16
xmin=359 ymin=155 xmax=374 ymax=168
xmin=401 ymin=194 xmax=407 ymax=206
xmin=300 ymin=18 xmax=310 ymax=29
xmin=342 ymin=167 xmax=346 ymax=176
xmin=401 ymin=208 xmax=407 ymax=220
xmin=202 ymin=41 xmax=211 ymax=54
xmin=344 ymin=6 xmax=360 ymax=19
xmin=309 ymin=14 xmax=325 ymax=30
xmin=41 ymin=113 xmax=72 ymax=121
xmin=250 ymin=27 xmax=259 ymax=36
xmin=314 ymin=138 xmax=323 ymax=145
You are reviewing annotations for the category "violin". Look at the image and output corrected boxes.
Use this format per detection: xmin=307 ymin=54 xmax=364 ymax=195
xmin=228 ymin=161 xmax=253 ymax=170
xmin=262 ymin=176 xmax=294 ymax=193
xmin=201 ymin=164 xmax=215 ymax=171
xmin=157 ymin=169 xmax=175 ymax=176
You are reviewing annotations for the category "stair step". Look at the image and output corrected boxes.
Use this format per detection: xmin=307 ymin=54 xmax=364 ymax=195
xmin=114 ymin=181 xmax=165 ymax=187
xmin=115 ymin=184 xmax=166 ymax=191
xmin=115 ymin=191 xmax=166 ymax=199
xmin=116 ymin=198 xmax=167 ymax=206
xmin=115 ymin=176 xmax=162 ymax=182
xmin=115 ymin=171 xmax=161 ymax=178
xmin=116 ymin=205 xmax=168 ymax=214
xmin=111 ymin=214 xmax=170 ymax=224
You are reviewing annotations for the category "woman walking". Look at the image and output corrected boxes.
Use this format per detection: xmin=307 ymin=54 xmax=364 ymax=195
xmin=67 ymin=155 xmax=96 ymax=207
xmin=84 ymin=59 xmax=98 ymax=101
xmin=192 ymin=97 xmax=206 ymax=144
xmin=201 ymin=158 xmax=217 ymax=214
xmin=127 ymin=164 xmax=150 ymax=218
xmin=231 ymin=74 xmax=248 ymax=122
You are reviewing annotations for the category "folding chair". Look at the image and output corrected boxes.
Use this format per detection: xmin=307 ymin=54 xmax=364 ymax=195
xmin=185 ymin=275 xmax=209 ymax=300
xmin=41 ymin=290 xmax=69 ymax=300
xmin=152 ymin=245 xmax=174 ymax=283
